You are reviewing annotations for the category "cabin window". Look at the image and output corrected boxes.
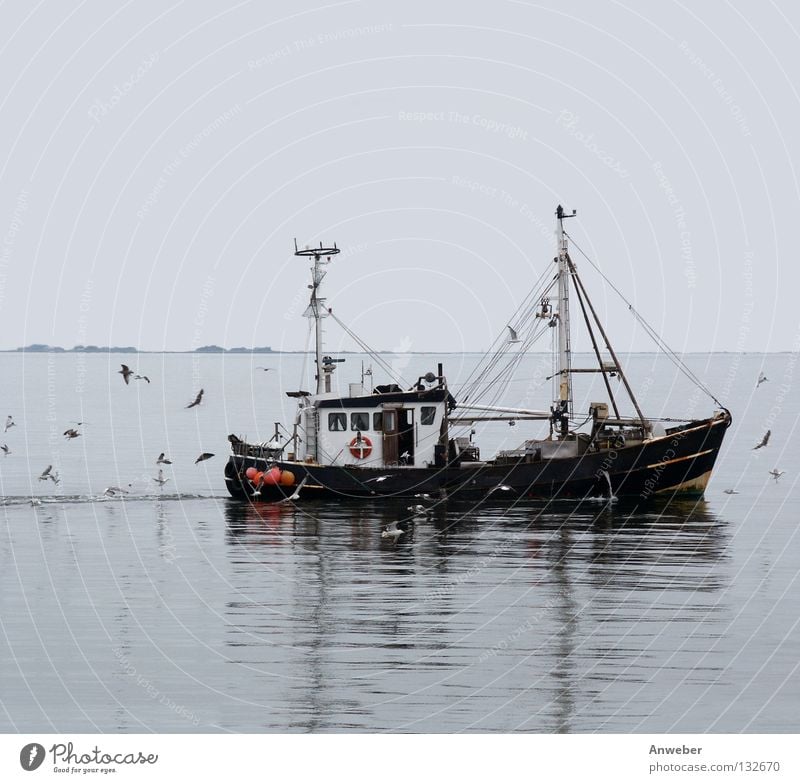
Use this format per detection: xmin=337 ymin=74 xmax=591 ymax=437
xmin=328 ymin=412 xmax=346 ymax=431
xmin=421 ymin=406 xmax=436 ymax=425
xmin=351 ymin=412 xmax=369 ymax=431
xmin=383 ymin=409 xmax=397 ymax=432
xmin=373 ymin=412 xmax=383 ymax=431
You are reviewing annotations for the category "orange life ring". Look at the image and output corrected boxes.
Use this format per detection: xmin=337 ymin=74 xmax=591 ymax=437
xmin=349 ymin=435 xmax=372 ymax=459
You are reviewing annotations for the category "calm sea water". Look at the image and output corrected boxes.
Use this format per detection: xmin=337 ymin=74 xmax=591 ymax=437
xmin=1 ymin=352 xmax=798 ymax=732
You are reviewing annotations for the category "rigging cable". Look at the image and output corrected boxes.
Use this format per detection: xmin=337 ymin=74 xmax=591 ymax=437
xmin=565 ymin=232 xmax=726 ymax=409
xmin=456 ymin=268 xmax=556 ymax=402
xmin=327 ymin=310 xmax=410 ymax=389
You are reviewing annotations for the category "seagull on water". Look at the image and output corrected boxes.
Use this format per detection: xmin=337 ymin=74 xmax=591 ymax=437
xmin=757 ymin=372 xmax=769 ymax=388
xmin=156 ymin=453 xmax=172 ymax=465
xmin=118 ymin=364 xmax=134 ymax=385
xmin=753 ymin=430 xmax=771 ymax=450
xmin=152 ymin=469 xmax=169 ymax=487
xmin=103 ymin=486 xmax=129 ymax=497
xmin=195 ymin=452 xmax=214 ymax=464
xmin=1 ymin=444 xmax=9 ymax=456
xmin=4 ymin=415 xmax=15 ymax=432
xmin=769 ymin=469 xmax=785 ymax=482
xmin=186 ymin=389 xmax=204 ymax=408
xmin=507 ymin=325 xmax=520 ymax=343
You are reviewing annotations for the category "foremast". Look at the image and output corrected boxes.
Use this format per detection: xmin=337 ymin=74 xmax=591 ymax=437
xmin=295 ymin=241 xmax=340 ymax=394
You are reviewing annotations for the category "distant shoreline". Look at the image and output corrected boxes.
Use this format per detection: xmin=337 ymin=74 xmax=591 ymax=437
xmin=0 ymin=346 xmax=795 ymax=355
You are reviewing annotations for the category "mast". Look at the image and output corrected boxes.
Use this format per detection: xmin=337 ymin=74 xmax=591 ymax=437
xmin=555 ymin=205 xmax=576 ymax=437
xmin=553 ymin=211 xmax=648 ymax=432
xmin=295 ymin=240 xmax=340 ymax=394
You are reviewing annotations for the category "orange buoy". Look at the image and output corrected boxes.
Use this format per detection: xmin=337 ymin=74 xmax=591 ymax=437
xmin=263 ymin=466 xmax=282 ymax=485
xmin=245 ymin=467 xmax=258 ymax=481
xmin=253 ymin=471 xmax=264 ymax=485
xmin=279 ymin=470 xmax=295 ymax=486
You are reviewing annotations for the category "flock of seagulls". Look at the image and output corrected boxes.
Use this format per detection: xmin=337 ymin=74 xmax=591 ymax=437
xmin=724 ymin=371 xmax=785 ymax=494
xmin=1 ymin=361 xmax=789 ymax=512
xmin=1 ymin=364 xmax=215 ymax=500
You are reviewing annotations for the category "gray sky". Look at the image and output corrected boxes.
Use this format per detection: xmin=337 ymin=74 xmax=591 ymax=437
xmin=0 ymin=0 xmax=797 ymax=353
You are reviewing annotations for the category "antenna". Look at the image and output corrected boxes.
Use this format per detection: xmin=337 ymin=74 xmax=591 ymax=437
xmin=295 ymin=240 xmax=341 ymax=394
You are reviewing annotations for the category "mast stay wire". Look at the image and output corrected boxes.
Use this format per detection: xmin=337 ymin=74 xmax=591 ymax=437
xmin=327 ymin=310 xmax=410 ymax=389
xmin=565 ymin=231 xmax=726 ymax=409
xmin=456 ymin=267 xmax=556 ymax=402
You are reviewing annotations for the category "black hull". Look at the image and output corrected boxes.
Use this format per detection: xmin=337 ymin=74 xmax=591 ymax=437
xmin=224 ymin=412 xmax=731 ymax=503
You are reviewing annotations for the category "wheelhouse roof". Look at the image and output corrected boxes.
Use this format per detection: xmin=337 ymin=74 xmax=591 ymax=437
xmin=315 ymin=387 xmax=455 ymax=409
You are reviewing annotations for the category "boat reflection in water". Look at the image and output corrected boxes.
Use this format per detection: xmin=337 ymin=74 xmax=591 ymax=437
xmin=220 ymin=498 xmax=729 ymax=732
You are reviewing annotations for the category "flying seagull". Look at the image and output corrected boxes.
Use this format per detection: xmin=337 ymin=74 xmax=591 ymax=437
xmin=255 ymin=367 xmax=274 ymax=372
xmin=723 ymin=489 xmax=739 ymax=495
xmin=407 ymin=504 xmax=428 ymax=515
xmin=4 ymin=415 xmax=15 ymax=432
xmin=118 ymin=364 xmax=133 ymax=385
xmin=487 ymin=484 xmax=513 ymax=495
xmin=134 ymin=374 xmax=150 ymax=383
xmin=1 ymin=444 xmax=9 ymax=456
xmin=251 ymin=474 xmax=265 ymax=497
xmin=769 ymin=469 xmax=785 ymax=482
xmin=365 ymin=474 xmax=395 ymax=484
xmin=156 ymin=453 xmax=172 ymax=465
xmin=753 ymin=430 xmax=771 ymax=450
xmin=275 ymin=476 xmax=308 ymax=504
xmin=195 ymin=452 xmax=214 ymax=464
xmin=186 ymin=389 xmax=204 ymax=408
xmin=63 ymin=428 xmax=80 ymax=440
xmin=38 ymin=465 xmax=59 ymax=484
xmin=757 ymin=372 xmax=769 ymax=388
xmin=152 ymin=469 xmax=169 ymax=487
xmin=381 ymin=520 xmax=411 ymax=544
xmin=286 ymin=476 xmax=308 ymax=502
xmin=507 ymin=325 xmax=520 ymax=343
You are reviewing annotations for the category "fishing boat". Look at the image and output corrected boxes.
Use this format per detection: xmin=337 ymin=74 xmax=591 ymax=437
xmin=224 ymin=205 xmax=731 ymax=502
